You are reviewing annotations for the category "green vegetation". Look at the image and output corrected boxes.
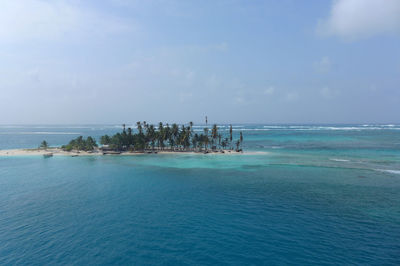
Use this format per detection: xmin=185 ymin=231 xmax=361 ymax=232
xmin=39 ymin=140 xmax=48 ymax=149
xmin=99 ymin=121 xmax=244 ymax=153
xmin=61 ymin=136 xmax=98 ymax=151
xmin=60 ymin=121 xmax=244 ymax=153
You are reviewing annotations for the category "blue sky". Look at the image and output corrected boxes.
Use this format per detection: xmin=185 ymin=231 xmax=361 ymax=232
xmin=1 ymin=0 xmax=400 ymax=124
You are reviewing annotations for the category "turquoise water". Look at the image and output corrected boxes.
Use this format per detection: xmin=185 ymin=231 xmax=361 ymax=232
xmin=1 ymin=125 xmax=400 ymax=264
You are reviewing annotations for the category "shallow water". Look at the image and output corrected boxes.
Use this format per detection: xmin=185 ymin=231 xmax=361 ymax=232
xmin=0 ymin=124 xmax=399 ymax=264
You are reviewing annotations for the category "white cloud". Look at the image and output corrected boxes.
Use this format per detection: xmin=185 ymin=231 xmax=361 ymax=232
xmin=233 ymin=96 xmax=246 ymax=104
xmin=214 ymin=42 xmax=228 ymax=52
xmin=185 ymin=70 xmax=195 ymax=80
xmin=184 ymin=42 xmax=229 ymax=53
xmin=0 ymin=0 xmax=132 ymax=43
xmin=285 ymin=92 xmax=299 ymax=102
xmin=317 ymin=0 xmax=400 ymax=40
xmin=204 ymin=75 xmax=221 ymax=89
xmin=314 ymin=56 xmax=331 ymax=73
xmin=232 ymin=90 xmax=249 ymax=105
xmin=264 ymin=86 xmax=275 ymax=95
xmin=320 ymin=87 xmax=339 ymax=99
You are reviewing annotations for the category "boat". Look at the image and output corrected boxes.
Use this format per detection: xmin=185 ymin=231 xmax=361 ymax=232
xmin=43 ymin=153 xmax=53 ymax=158
xmin=102 ymin=151 xmax=121 ymax=155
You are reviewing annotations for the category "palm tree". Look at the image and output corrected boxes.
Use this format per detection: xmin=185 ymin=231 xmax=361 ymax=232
xmin=143 ymin=122 xmax=150 ymax=149
xmin=235 ymin=140 xmax=240 ymax=151
xmin=203 ymin=127 xmax=209 ymax=150
xmin=229 ymin=124 xmax=233 ymax=149
xmin=171 ymin=123 xmax=179 ymax=150
xmin=121 ymin=124 xmax=128 ymax=148
xmin=164 ymin=123 xmax=170 ymax=150
xmin=147 ymin=124 xmax=156 ymax=151
xmin=192 ymin=133 xmax=199 ymax=150
xmin=188 ymin=122 xmax=194 ymax=147
xmin=198 ymin=134 xmax=204 ymax=151
xmin=178 ymin=125 xmax=186 ymax=149
xmin=221 ymin=139 xmax=227 ymax=150
xmin=136 ymin=121 xmax=142 ymax=134
xmin=189 ymin=121 xmax=193 ymax=132
xmin=100 ymin=135 xmax=111 ymax=145
xmin=211 ymin=124 xmax=218 ymax=150
xmin=86 ymin=136 xmax=98 ymax=151
xmin=40 ymin=140 xmax=48 ymax=150
xmin=127 ymin=127 xmax=133 ymax=147
xmin=158 ymin=122 xmax=164 ymax=150
xmin=185 ymin=126 xmax=191 ymax=150
xmin=240 ymin=132 xmax=243 ymax=150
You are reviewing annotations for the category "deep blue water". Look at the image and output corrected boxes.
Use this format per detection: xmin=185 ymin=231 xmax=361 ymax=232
xmin=1 ymin=124 xmax=400 ymax=265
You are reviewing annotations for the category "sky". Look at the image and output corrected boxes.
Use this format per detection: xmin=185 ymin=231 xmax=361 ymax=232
xmin=0 ymin=0 xmax=400 ymax=124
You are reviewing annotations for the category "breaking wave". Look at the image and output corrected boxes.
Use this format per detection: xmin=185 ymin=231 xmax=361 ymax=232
xmin=0 ymin=132 xmax=81 ymax=135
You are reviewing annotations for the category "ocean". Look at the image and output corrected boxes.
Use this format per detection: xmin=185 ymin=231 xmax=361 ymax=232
xmin=0 ymin=124 xmax=399 ymax=265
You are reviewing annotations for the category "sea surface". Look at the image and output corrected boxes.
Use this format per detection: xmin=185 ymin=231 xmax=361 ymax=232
xmin=0 ymin=124 xmax=400 ymax=265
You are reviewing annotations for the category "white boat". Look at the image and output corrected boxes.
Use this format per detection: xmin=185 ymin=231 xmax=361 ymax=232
xmin=43 ymin=153 xmax=53 ymax=158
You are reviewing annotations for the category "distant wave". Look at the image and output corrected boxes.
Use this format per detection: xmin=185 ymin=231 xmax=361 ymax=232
xmin=329 ymin=158 xmax=350 ymax=162
xmin=361 ymin=124 xmax=396 ymax=127
xmin=0 ymin=132 xmax=81 ymax=135
xmin=191 ymin=128 xmax=264 ymax=132
xmin=266 ymin=146 xmax=283 ymax=149
xmin=266 ymin=125 xmax=288 ymax=129
xmin=193 ymin=126 xmax=400 ymax=132
xmin=262 ymin=125 xmax=400 ymax=131
xmin=2 ymin=124 xmax=400 ymax=132
xmin=233 ymin=128 xmax=271 ymax=131
xmin=0 ymin=126 xmax=92 ymax=129
xmin=376 ymin=169 xmax=400 ymax=175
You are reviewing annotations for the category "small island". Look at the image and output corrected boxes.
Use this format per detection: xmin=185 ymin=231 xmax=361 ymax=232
xmin=0 ymin=121 xmax=245 ymax=157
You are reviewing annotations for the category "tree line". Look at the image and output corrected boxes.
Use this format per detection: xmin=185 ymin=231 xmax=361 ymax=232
xmin=55 ymin=122 xmax=243 ymax=153
xmin=62 ymin=136 xmax=98 ymax=151
xmin=100 ymin=122 xmax=243 ymax=152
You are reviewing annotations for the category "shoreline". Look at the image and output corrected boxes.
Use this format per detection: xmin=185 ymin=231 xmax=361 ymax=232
xmin=0 ymin=148 xmax=265 ymax=157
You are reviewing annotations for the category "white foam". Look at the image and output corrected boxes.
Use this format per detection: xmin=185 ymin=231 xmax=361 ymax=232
xmin=263 ymin=126 xmax=286 ymax=128
xmin=378 ymin=169 xmax=400 ymax=175
xmin=0 ymin=126 xmax=96 ymax=129
xmin=189 ymin=126 xmax=400 ymax=132
xmin=329 ymin=158 xmax=350 ymax=162
xmin=0 ymin=132 xmax=81 ymax=135
xmin=232 ymin=128 xmax=270 ymax=131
